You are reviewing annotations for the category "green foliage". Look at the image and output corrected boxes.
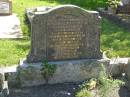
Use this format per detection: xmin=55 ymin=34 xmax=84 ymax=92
xmin=76 ymin=78 xmax=98 ymax=97
xmin=0 ymin=39 xmax=29 ymax=66
xmin=106 ymin=0 xmax=121 ymax=9
xmin=76 ymin=89 xmax=92 ymax=97
xmin=0 ymin=0 xmax=58 ymax=66
xmin=13 ymin=0 xmax=59 ymax=36
xmin=76 ymin=64 xmax=125 ymax=97
xmin=80 ymin=78 xmax=97 ymax=90
xmin=40 ymin=59 xmax=56 ymax=83
xmin=98 ymin=64 xmax=125 ymax=97
xmin=44 ymin=0 xmax=108 ymax=9
xmin=0 ymin=0 xmax=130 ymax=66
xmin=101 ymin=18 xmax=130 ymax=58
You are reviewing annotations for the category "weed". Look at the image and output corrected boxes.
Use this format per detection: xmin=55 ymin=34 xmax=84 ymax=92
xmin=76 ymin=64 xmax=125 ymax=97
xmin=40 ymin=59 xmax=56 ymax=83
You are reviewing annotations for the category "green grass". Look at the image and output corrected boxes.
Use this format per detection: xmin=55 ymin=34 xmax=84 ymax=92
xmin=0 ymin=0 xmax=58 ymax=66
xmin=76 ymin=64 xmax=125 ymax=97
xmin=0 ymin=39 xmax=29 ymax=66
xmin=101 ymin=18 xmax=130 ymax=58
xmin=52 ymin=0 xmax=108 ymax=10
xmin=13 ymin=0 xmax=59 ymax=36
xmin=0 ymin=0 xmax=130 ymax=65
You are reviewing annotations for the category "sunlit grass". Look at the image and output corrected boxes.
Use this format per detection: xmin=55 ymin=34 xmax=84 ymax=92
xmin=101 ymin=18 xmax=130 ymax=57
xmin=0 ymin=0 xmax=130 ymax=65
xmin=0 ymin=0 xmax=58 ymax=66
xmin=0 ymin=39 xmax=30 ymax=66
xmin=13 ymin=0 xmax=59 ymax=36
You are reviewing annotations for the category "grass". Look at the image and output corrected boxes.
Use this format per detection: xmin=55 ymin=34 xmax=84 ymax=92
xmin=0 ymin=39 xmax=29 ymax=66
xmin=13 ymin=0 xmax=59 ymax=36
xmin=52 ymin=0 xmax=108 ymax=10
xmin=76 ymin=64 xmax=125 ymax=97
xmin=0 ymin=0 xmax=130 ymax=65
xmin=0 ymin=0 xmax=59 ymax=66
xmin=101 ymin=18 xmax=130 ymax=58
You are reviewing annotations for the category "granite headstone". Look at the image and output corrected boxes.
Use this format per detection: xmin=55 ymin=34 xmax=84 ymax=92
xmin=27 ymin=5 xmax=102 ymax=63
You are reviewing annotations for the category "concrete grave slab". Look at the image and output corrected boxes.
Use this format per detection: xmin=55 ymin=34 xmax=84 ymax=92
xmin=0 ymin=14 xmax=23 ymax=38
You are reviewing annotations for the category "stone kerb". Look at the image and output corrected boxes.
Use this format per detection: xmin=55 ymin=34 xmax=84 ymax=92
xmin=0 ymin=71 xmax=9 ymax=96
xmin=3 ymin=57 xmax=130 ymax=87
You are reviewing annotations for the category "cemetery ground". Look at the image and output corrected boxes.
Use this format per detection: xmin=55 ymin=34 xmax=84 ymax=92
xmin=0 ymin=0 xmax=130 ymax=65
xmin=1 ymin=18 xmax=130 ymax=65
xmin=0 ymin=0 xmax=130 ymax=97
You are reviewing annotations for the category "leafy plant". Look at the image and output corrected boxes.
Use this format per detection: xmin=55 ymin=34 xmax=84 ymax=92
xmin=80 ymin=78 xmax=97 ymax=90
xmin=40 ymin=59 xmax=56 ymax=83
xmin=76 ymin=89 xmax=92 ymax=97
xmin=76 ymin=78 xmax=97 ymax=97
xmin=106 ymin=0 xmax=121 ymax=9
xmin=76 ymin=64 xmax=125 ymax=97
xmin=48 ymin=0 xmax=108 ymax=10
xmin=98 ymin=64 xmax=125 ymax=97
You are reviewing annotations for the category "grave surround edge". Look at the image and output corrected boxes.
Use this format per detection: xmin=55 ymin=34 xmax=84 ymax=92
xmin=3 ymin=58 xmax=130 ymax=87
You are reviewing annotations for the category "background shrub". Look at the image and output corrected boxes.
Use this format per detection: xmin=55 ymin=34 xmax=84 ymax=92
xmin=43 ymin=0 xmax=108 ymax=9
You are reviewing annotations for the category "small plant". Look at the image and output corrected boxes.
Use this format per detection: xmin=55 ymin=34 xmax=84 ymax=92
xmin=106 ymin=0 xmax=121 ymax=9
xmin=76 ymin=78 xmax=97 ymax=97
xmin=98 ymin=64 xmax=125 ymax=97
xmin=76 ymin=89 xmax=92 ymax=97
xmin=76 ymin=64 xmax=125 ymax=97
xmin=40 ymin=59 xmax=56 ymax=83
xmin=80 ymin=78 xmax=97 ymax=90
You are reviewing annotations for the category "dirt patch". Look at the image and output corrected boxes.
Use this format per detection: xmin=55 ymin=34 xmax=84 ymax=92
xmin=8 ymin=83 xmax=130 ymax=97
xmin=9 ymin=83 xmax=79 ymax=97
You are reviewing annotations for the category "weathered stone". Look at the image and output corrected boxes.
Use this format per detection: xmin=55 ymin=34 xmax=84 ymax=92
xmin=0 ymin=0 xmax=12 ymax=15
xmin=1 ymin=81 xmax=9 ymax=97
xmin=109 ymin=58 xmax=129 ymax=76
xmin=2 ymin=58 xmax=130 ymax=87
xmin=0 ymin=73 xmax=5 ymax=91
xmin=18 ymin=59 xmax=109 ymax=87
xmin=121 ymin=0 xmax=130 ymax=4
xmin=126 ymin=58 xmax=130 ymax=80
xmin=98 ymin=8 xmax=130 ymax=31
xmin=0 ymin=72 xmax=9 ymax=97
xmin=27 ymin=5 xmax=102 ymax=63
xmin=0 ymin=14 xmax=23 ymax=38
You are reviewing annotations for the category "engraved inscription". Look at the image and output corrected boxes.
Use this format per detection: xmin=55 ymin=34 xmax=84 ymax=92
xmin=0 ymin=1 xmax=10 ymax=14
xmin=47 ymin=14 xmax=86 ymax=60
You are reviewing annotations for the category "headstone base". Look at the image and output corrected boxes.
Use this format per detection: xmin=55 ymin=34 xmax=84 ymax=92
xmin=18 ymin=59 xmax=109 ymax=87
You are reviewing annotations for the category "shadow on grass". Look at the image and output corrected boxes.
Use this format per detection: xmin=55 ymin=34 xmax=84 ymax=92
xmin=101 ymin=18 xmax=130 ymax=57
xmin=15 ymin=42 xmax=30 ymax=52
xmin=14 ymin=38 xmax=30 ymax=53
xmin=39 ymin=0 xmax=107 ymax=10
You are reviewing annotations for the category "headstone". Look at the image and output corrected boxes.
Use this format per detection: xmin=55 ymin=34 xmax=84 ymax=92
xmin=0 ymin=0 xmax=12 ymax=15
xmin=117 ymin=0 xmax=130 ymax=14
xmin=0 ymin=14 xmax=23 ymax=38
xmin=27 ymin=5 xmax=102 ymax=63
xmin=121 ymin=0 xmax=130 ymax=4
